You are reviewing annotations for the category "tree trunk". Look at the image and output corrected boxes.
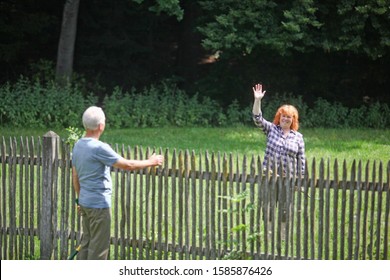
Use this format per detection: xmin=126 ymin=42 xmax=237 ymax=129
xmin=55 ymin=0 xmax=80 ymax=85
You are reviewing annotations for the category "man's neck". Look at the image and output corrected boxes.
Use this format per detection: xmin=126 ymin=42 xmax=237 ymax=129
xmin=84 ymin=130 xmax=101 ymax=140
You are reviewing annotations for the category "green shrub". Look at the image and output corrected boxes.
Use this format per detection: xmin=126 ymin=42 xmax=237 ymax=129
xmin=365 ymin=102 xmax=388 ymax=129
xmin=102 ymin=80 xmax=228 ymax=128
xmin=1 ymin=76 xmax=389 ymax=129
xmin=0 ymin=77 xmax=97 ymax=128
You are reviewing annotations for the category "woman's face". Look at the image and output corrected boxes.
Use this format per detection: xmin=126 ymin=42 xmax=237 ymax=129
xmin=280 ymin=114 xmax=293 ymax=129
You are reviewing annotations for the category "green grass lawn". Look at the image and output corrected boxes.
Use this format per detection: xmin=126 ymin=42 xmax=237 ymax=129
xmin=1 ymin=126 xmax=389 ymax=164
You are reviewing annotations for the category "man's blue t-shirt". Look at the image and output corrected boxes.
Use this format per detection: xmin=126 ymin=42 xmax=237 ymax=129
xmin=72 ymin=138 xmax=122 ymax=208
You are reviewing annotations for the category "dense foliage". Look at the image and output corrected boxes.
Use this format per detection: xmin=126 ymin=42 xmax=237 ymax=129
xmin=0 ymin=78 xmax=388 ymax=129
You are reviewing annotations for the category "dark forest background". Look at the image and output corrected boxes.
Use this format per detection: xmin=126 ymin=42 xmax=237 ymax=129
xmin=1 ymin=0 xmax=389 ymax=110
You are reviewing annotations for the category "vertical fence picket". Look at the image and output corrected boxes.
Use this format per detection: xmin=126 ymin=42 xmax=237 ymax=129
xmin=59 ymin=141 xmax=67 ymax=260
xmin=216 ymin=152 xmax=222 ymax=258
xmin=131 ymin=146 xmax=139 ymax=259
xmin=384 ymin=161 xmax=390 ymax=259
xmin=228 ymin=153 xmax=234 ymax=255
xmin=324 ymin=159 xmax=331 ymax=260
xmin=170 ymin=149 xmax=177 ymax=260
xmin=354 ymin=161 xmax=362 ymax=260
xmin=309 ymin=158 xmax=316 ymax=259
xmin=112 ymin=144 xmax=120 ymax=259
xmin=65 ymin=141 xmax=72 ymax=260
xmin=249 ymin=155 xmax=255 ymax=258
xmin=295 ymin=159 xmax=303 ymax=260
xmin=235 ymin=155 xmax=241 ymax=254
xmin=375 ymin=162 xmax=383 ymax=260
xmin=1 ymin=137 xmax=6 ymax=259
xmin=36 ymin=137 xmax=42 ymax=239
xmin=276 ymin=161 xmax=283 ymax=259
xmin=255 ymin=155 xmax=263 ymax=259
xmin=318 ymin=158 xmax=324 ymax=260
xmin=26 ymin=137 xmax=34 ymax=258
xmin=125 ymin=146 xmax=131 ymax=260
xmin=368 ymin=161 xmax=377 ymax=259
xmin=263 ymin=160 xmax=270 ymax=259
xmin=269 ymin=159 xmax=277 ymax=259
xmin=204 ymin=151 xmax=210 ymax=260
xmin=303 ymin=160 xmax=310 ymax=259
xmin=52 ymin=136 xmax=59 ymax=260
xmin=9 ymin=137 xmax=16 ymax=259
xmin=18 ymin=137 xmax=25 ymax=260
xmin=191 ymin=150 xmax=198 ymax=259
xmin=69 ymin=136 xmax=78 ymax=257
xmin=361 ymin=161 xmax=370 ymax=259
xmin=347 ymin=160 xmax=356 ymax=259
xmin=221 ymin=153 xmax=228 ymax=257
xmin=141 ymin=147 xmax=148 ymax=260
xmin=157 ymin=147 xmax=164 ymax=260
xmin=291 ymin=163 xmax=298 ymax=259
xmin=285 ymin=164 xmax=293 ymax=260
xmin=119 ymin=145 xmax=126 ymax=260
xmin=284 ymin=170 xmax=291 ymax=259
xmin=184 ymin=150 xmax=190 ymax=259
xmin=178 ymin=150 xmax=184 ymax=259
xmin=198 ymin=151 xmax=204 ymax=260
xmin=340 ymin=160 xmax=348 ymax=259
xmin=210 ymin=152 xmax=217 ymax=259
xmin=332 ymin=159 xmax=339 ymax=260
xmin=241 ymin=155 xmax=247 ymax=258
xmin=163 ymin=148 xmax=170 ymax=260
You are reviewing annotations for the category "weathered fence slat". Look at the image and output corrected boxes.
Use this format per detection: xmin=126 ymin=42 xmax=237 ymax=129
xmin=368 ymin=161 xmax=377 ymax=260
xmin=40 ymin=131 xmax=59 ymax=260
xmin=347 ymin=160 xmax=356 ymax=259
xmin=9 ymin=137 xmax=16 ymax=260
xmin=384 ymin=161 xmax=390 ymax=259
xmin=375 ymin=162 xmax=383 ymax=260
xmin=354 ymin=161 xmax=363 ymax=260
xmin=332 ymin=159 xmax=339 ymax=260
xmin=324 ymin=159 xmax=331 ymax=260
xmin=170 ymin=149 xmax=177 ymax=260
xmin=340 ymin=160 xmax=348 ymax=259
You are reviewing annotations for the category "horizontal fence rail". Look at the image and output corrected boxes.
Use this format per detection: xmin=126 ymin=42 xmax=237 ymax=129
xmin=0 ymin=133 xmax=389 ymax=260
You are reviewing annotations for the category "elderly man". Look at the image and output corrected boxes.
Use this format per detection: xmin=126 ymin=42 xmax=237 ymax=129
xmin=72 ymin=106 xmax=164 ymax=260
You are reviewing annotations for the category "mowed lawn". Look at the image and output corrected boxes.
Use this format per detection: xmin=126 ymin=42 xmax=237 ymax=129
xmin=2 ymin=126 xmax=389 ymax=164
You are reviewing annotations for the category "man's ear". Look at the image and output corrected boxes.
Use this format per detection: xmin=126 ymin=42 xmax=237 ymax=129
xmin=98 ymin=122 xmax=105 ymax=132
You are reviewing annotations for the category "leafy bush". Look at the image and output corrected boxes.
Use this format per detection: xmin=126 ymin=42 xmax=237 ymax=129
xmin=0 ymin=77 xmax=97 ymax=128
xmin=103 ymin=80 xmax=228 ymax=128
xmin=365 ymin=102 xmax=388 ymax=129
xmin=1 ymin=77 xmax=388 ymax=129
xmin=304 ymin=98 xmax=349 ymax=128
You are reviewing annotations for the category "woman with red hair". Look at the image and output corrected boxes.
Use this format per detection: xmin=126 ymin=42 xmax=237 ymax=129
xmin=252 ymin=83 xmax=306 ymax=176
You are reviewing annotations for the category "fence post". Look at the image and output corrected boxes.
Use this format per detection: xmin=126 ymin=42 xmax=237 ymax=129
xmin=40 ymin=131 xmax=59 ymax=260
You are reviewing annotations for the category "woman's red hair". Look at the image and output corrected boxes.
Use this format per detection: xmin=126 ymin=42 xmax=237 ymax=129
xmin=273 ymin=105 xmax=299 ymax=131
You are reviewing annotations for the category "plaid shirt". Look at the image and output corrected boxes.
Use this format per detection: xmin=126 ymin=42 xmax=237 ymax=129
xmin=253 ymin=113 xmax=306 ymax=175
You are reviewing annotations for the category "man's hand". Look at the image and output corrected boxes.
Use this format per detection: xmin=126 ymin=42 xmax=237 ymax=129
xmin=149 ymin=153 xmax=164 ymax=166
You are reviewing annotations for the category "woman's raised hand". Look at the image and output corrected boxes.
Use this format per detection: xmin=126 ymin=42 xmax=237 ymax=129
xmin=252 ymin=83 xmax=266 ymax=100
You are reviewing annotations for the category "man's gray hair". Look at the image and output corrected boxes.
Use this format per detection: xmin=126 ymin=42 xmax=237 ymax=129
xmin=82 ymin=106 xmax=106 ymax=130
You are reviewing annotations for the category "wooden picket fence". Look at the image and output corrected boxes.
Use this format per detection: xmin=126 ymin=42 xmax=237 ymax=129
xmin=0 ymin=132 xmax=389 ymax=260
